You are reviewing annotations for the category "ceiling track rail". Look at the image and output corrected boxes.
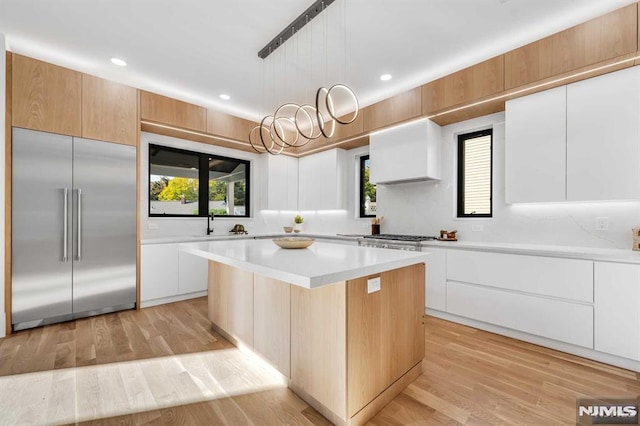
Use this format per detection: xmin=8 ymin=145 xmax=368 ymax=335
xmin=257 ymin=0 xmax=335 ymax=59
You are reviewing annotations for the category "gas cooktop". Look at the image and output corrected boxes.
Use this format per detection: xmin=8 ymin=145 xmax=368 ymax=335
xmin=362 ymin=234 xmax=437 ymax=242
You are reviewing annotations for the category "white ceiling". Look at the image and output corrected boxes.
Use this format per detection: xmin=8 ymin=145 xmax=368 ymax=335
xmin=0 ymin=0 xmax=635 ymax=121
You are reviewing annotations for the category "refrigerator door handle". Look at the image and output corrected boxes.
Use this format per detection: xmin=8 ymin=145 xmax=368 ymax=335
xmin=76 ymin=188 xmax=82 ymax=261
xmin=63 ymin=188 xmax=69 ymax=262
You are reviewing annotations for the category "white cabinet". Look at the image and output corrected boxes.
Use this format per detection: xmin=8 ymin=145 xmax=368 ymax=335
xmin=505 ymin=86 xmax=566 ymax=203
xmin=505 ymin=66 xmax=640 ymax=203
xmin=447 ymin=281 xmax=593 ymax=348
xmin=446 ymin=250 xmax=593 ymax=302
xmin=141 ymin=243 xmax=208 ymax=307
xmin=594 ymin=262 xmax=640 ymax=360
xmin=566 ymin=66 xmax=640 ymax=201
xmin=260 ymin=154 xmax=298 ymax=210
xmin=445 ymin=249 xmax=594 ymax=348
xmin=369 ymin=119 xmax=440 ymax=184
xmin=298 ymin=148 xmax=347 ymax=210
xmin=141 ymin=244 xmax=179 ymax=302
xmin=423 ymin=246 xmax=446 ymax=311
xmin=178 ymin=250 xmax=208 ymax=294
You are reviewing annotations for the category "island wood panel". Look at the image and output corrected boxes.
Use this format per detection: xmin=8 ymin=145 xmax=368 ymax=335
xmin=290 ymin=282 xmax=347 ymax=423
xmin=346 ymin=263 xmax=425 ymax=417
xmin=362 ymin=87 xmax=422 ymax=132
xmin=422 ymin=56 xmax=505 ymax=115
xmin=140 ymin=91 xmax=207 ymax=132
xmin=207 ymin=261 xmax=253 ymax=347
xmin=253 ymin=274 xmax=291 ymax=377
xmin=206 ymin=109 xmax=256 ymax=143
xmin=5 ymin=51 xmax=12 ymax=335
xmin=81 ymin=75 xmax=138 ymax=146
xmin=638 ymin=1 xmax=640 ymax=67
xmin=11 ymin=54 xmax=82 ymax=136
xmin=504 ymin=3 xmax=637 ymax=90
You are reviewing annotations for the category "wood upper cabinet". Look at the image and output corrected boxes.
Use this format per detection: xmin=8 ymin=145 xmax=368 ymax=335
xmin=82 ymin=75 xmax=138 ymax=146
xmin=140 ymin=90 xmax=206 ymax=132
xmin=363 ymin=87 xmax=422 ymax=132
xmin=422 ymin=56 xmax=504 ymax=114
xmin=326 ymin=111 xmax=364 ymax=142
xmin=12 ymin=54 xmax=82 ymax=136
xmin=505 ymin=3 xmax=637 ymax=90
xmin=206 ymin=109 xmax=255 ymax=143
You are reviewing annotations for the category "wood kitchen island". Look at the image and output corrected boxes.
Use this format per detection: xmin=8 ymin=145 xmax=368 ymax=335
xmin=180 ymin=239 xmax=428 ymax=425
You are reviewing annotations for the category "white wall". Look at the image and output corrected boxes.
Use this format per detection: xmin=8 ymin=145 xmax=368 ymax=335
xmin=376 ymin=112 xmax=640 ymax=249
xmin=140 ymin=132 xmax=369 ymax=240
xmin=1 ymin=34 xmax=6 ymax=337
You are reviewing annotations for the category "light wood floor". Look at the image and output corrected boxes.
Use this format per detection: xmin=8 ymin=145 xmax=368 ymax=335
xmin=0 ymin=298 xmax=638 ymax=425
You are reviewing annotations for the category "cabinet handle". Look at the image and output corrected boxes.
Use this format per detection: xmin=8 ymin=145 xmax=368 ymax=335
xmin=76 ymin=188 xmax=82 ymax=261
xmin=62 ymin=188 xmax=69 ymax=262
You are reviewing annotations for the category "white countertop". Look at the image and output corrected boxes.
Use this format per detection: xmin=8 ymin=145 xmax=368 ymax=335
xmin=140 ymin=232 xmax=362 ymax=245
xmin=142 ymin=232 xmax=640 ymax=265
xmin=180 ymin=239 xmax=429 ymax=289
xmin=421 ymin=240 xmax=640 ymax=264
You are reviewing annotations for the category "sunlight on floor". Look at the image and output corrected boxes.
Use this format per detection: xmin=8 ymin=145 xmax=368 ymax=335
xmin=0 ymin=348 xmax=287 ymax=424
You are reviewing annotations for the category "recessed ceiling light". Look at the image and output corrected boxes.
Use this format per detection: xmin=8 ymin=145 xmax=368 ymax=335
xmin=110 ymin=57 xmax=127 ymax=67
xmin=219 ymin=94 xmax=231 ymax=100
xmin=380 ymin=74 xmax=392 ymax=81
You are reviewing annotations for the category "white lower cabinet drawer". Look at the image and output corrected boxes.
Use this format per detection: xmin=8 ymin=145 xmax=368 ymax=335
xmin=447 ymin=281 xmax=593 ymax=348
xmin=447 ymin=250 xmax=593 ymax=303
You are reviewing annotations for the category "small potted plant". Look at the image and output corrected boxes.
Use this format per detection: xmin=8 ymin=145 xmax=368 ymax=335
xmin=293 ymin=215 xmax=304 ymax=233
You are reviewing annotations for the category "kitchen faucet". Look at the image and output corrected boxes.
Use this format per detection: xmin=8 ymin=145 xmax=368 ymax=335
xmin=207 ymin=212 xmax=214 ymax=235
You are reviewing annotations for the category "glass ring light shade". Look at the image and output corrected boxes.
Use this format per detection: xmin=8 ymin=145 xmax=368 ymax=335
xmin=295 ymin=104 xmax=322 ymax=141
xmin=326 ymin=83 xmax=359 ymax=125
xmin=315 ymin=87 xmax=336 ymax=138
xmin=249 ymin=125 xmax=268 ymax=153
xmin=273 ymin=104 xmax=302 ymax=147
xmin=259 ymin=116 xmax=284 ymax=155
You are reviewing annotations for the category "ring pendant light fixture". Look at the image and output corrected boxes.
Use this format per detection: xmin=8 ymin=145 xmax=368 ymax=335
xmin=249 ymin=0 xmax=359 ymax=155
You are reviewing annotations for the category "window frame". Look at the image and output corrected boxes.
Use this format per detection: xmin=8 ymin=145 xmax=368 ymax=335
xmin=456 ymin=128 xmax=493 ymax=218
xmin=359 ymin=154 xmax=376 ymax=218
xmin=148 ymin=144 xmax=251 ymax=218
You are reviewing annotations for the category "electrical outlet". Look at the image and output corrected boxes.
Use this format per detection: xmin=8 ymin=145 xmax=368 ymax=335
xmin=148 ymin=223 xmax=159 ymax=230
xmin=596 ymin=217 xmax=609 ymax=231
xmin=472 ymin=224 xmax=483 ymax=232
xmin=367 ymin=277 xmax=381 ymax=294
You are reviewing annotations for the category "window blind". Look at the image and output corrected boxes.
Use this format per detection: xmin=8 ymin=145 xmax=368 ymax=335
xmin=462 ymin=133 xmax=492 ymax=215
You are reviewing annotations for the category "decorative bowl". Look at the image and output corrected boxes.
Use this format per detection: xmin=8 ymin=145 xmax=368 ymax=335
xmin=283 ymin=226 xmax=293 ymax=233
xmin=272 ymin=237 xmax=315 ymax=249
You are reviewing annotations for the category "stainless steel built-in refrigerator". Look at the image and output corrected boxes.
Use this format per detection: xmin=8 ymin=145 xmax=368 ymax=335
xmin=12 ymin=128 xmax=137 ymax=331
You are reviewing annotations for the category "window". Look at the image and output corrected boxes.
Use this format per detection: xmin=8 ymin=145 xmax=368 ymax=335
xmin=359 ymin=155 xmax=377 ymax=217
xmin=149 ymin=144 xmax=250 ymax=217
xmin=457 ymin=129 xmax=492 ymax=218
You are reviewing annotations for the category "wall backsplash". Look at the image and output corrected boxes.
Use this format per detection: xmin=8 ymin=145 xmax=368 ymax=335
xmin=375 ymin=112 xmax=640 ymax=249
xmin=140 ymin=133 xmax=369 ymax=240
xmin=142 ymin=112 xmax=640 ymax=249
